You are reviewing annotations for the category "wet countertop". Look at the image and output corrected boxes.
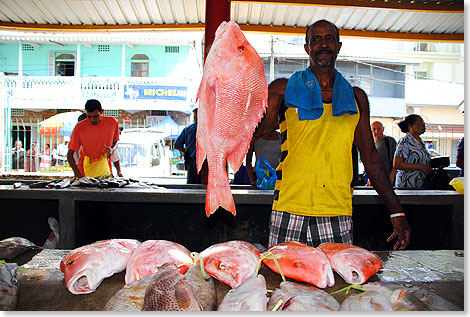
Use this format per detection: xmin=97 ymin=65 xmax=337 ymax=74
xmin=10 ymin=249 xmax=464 ymax=311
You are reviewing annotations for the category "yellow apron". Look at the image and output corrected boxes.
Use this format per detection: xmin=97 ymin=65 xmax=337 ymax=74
xmin=83 ymin=154 xmax=111 ymax=178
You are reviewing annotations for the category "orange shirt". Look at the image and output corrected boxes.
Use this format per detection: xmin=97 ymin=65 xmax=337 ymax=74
xmin=69 ymin=116 xmax=119 ymax=175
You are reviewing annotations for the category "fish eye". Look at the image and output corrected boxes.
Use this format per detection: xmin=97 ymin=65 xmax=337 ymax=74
xmin=364 ymin=260 xmax=372 ymax=265
xmin=219 ymin=263 xmax=226 ymax=270
xmin=294 ymin=262 xmax=302 ymax=267
xmin=68 ymin=260 xmax=74 ymax=265
xmin=237 ymin=45 xmax=244 ymax=52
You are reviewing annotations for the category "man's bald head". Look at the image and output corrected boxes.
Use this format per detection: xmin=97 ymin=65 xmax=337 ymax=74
xmin=371 ymin=121 xmax=385 ymax=142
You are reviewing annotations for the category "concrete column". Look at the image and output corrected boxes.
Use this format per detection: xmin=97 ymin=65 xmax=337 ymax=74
xmin=76 ymin=41 xmax=81 ymax=77
xmin=121 ymin=43 xmax=126 ymax=77
xmin=18 ymin=40 xmax=23 ymax=76
xmin=204 ymin=0 xmax=230 ymax=62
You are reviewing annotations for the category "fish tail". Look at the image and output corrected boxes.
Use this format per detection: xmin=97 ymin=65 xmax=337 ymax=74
xmin=205 ymin=163 xmax=236 ymax=216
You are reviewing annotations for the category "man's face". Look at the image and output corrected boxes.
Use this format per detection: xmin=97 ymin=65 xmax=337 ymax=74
xmin=304 ymin=21 xmax=342 ymax=67
xmin=86 ymin=109 xmax=103 ymax=125
xmin=371 ymin=122 xmax=385 ymax=142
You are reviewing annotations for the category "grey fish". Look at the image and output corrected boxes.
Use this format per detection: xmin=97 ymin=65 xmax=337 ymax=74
xmin=412 ymin=286 xmax=463 ymax=311
xmin=279 ymin=281 xmax=339 ymax=311
xmin=185 ymin=264 xmax=217 ymax=311
xmin=142 ymin=262 xmax=202 ymax=311
xmin=0 ymin=237 xmax=37 ymax=260
xmin=217 ymin=274 xmax=267 ymax=311
xmin=267 ymin=288 xmax=307 ymax=311
xmin=103 ymin=272 xmax=154 ymax=311
xmin=0 ymin=262 xmax=19 ymax=311
xmin=339 ymin=290 xmax=394 ymax=311
xmin=363 ymin=282 xmax=430 ymax=311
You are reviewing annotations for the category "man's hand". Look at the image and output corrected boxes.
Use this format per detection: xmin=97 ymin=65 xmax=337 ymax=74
xmin=117 ymin=171 xmax=123 ymax=177
xmin=104 ymin=145 xmax=115 ymax=159
xmin=387 ymin=216 xmax=411 ymax=250
xmin=73 ymin=171 xmax=85 ymax=180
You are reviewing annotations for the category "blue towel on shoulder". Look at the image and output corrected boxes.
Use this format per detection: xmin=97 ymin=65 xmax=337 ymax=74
xmin=285 ymin=67 xmax=357 ymax=120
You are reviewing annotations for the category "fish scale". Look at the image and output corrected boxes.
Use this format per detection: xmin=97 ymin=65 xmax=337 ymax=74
xmin=197 ymin=21 xmax=268 ymax=217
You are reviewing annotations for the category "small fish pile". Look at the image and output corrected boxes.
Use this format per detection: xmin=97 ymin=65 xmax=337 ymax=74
xmin=196 ymin=20 xmax=268 ymax=216
xmin=125 ymin=240 xmax=192 ymax=284
xmin=0 ymin=262 xmax=19 ymax=311
xmin=0 ymin=237 xmax=37 ymax=260
xmin=199 ymin=240 xmax=260 ymax=288
xmin=142 ymin=263 xmax=202 ymax=311
xmin=60 ymin=239 xmax=141 ymax=294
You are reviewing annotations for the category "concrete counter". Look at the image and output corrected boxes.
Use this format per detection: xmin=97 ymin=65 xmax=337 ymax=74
xmin=0 ymin=184 xmax=463 ymax=251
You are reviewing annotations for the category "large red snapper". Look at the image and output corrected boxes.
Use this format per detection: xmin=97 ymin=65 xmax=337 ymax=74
xmin=125 ymin=240 xmax=192 ymax=284
xmin=198 ymin=240 xmax=260 ymax=288
xmin=261 ymin=241 xmax=334 ymax=289
xmin=317 ymin=243 xmax=383 ymax=285
xmin=60 ymin=239 xmax=141 ymax=295
xmin=196 ymin=20 xmax=268 ymax=216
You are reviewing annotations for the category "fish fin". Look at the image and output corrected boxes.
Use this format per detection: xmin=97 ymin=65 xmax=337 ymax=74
xmin=196 ymin=139 xmax=206 ymax=173
xmin=226 ymin=135 xmax=251 ymax=173
xmin=205 ymin=163 xmax=236 ymax=216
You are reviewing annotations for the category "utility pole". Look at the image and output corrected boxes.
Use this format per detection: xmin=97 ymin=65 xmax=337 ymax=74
xmin=270 ymin=36 xmax=275 ymax=83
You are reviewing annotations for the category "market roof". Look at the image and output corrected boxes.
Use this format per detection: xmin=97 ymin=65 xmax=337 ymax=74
xmin=0 ymin=0 xmax=464 ymax=42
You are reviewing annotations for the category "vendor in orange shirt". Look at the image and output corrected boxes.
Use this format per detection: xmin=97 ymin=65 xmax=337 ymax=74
xmin=67 ymin=99 xmax=120 ymax=179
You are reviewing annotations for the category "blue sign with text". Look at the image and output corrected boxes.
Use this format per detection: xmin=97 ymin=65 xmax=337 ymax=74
xmin=124 ymin=85 xmax=187 ymax=101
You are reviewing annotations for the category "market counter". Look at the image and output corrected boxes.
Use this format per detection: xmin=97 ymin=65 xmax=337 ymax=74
xmin=11 ymin=248 xmax=464 ymax=311
xmin=0 ymin=184 xmax=463 ymax=251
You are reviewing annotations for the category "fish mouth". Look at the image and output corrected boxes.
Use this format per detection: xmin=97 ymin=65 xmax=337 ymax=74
xmin=344 ymin=266 xmax=365 ymax=284
xmin=68 ymin=274 xmax=93 ymax=294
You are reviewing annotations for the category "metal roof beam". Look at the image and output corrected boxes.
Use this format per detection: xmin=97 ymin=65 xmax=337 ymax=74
xmin=233 ymin=0 xmax=464 ymax=13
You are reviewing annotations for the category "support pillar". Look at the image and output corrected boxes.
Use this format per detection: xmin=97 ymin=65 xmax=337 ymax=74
xmin=204 ymin=0 xmax=231 ymax=62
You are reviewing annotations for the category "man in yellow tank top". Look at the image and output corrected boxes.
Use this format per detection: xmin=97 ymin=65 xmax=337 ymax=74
xmin=254 ymin=20 xmax=411 ymax=251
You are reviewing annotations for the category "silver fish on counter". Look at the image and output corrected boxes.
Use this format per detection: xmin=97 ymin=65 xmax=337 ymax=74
xmin=217 ymin=274 xmax=267 ymax=311
xmin=0 ymin=262 xmax=19 ymax=311
xmin=363 ymin=282 xmax=431 ymax=311
xmin=267 ymin=288 xmax=308 ymax=311
xmin=412 ymin=287 xmax=463 ymax=311
xmin=277 ymin=281 xmax=340 ymax=311
xmin=103 ymin=273 xmax=154 ymax=311
xmin=185 ymin=264 xmax=217 ymax=311
xmin=0 ymin=237 xmax=37 ymax=260
xmin=339 ymin=290 xmax=394 ymax=311
xmin=142 ymin=262 xmax=202 ymax=311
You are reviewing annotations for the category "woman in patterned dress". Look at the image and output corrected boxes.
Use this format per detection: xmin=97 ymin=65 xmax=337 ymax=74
xmin=393 ymin=114 xmax=432 ymax=188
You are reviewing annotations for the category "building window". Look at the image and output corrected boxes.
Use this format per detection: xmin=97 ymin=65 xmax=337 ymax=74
xmin=165 ymin=46 xmax=179 ymax=53
xmin=414 ymin=71 xmax=428 ymax=80
xmin=98 ymin=45 xmax=110 ymax=52
xmin=55 ymin=53 xmax=75 ymax=76
xmin=414 ymin=43 xmax=429 ymax=52
xmin=22 ymin=44 xmax=34 ymax=51
xmin=131 ymin=54 xmax=149 ymax=77
xmin=151 ymin=110 xmax=167 ymax=116
xmin=11 ymin=109 xmax=24 ymax=116
xmin=104 ymin=110 xmax=119 ymax=117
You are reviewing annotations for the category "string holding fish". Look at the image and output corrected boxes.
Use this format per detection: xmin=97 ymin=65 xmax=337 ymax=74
xmin=258 ymin=251 xmax=286 ymax=282
xmin=330 ymin=284 xmax=367 ymax=295
xmin=187 ymin=251 xmax=210 ymax=280
xmin=271 ymin=299 xmax=284 ymax=311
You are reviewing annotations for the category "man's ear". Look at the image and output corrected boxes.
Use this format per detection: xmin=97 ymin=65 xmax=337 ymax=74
xmin=304 ymin=43 xmax=309 ymax=55
xmin=338 ymin=41 xmax=342 ymax=53
xmin=100 ymin=110 xmax=104 ymax=114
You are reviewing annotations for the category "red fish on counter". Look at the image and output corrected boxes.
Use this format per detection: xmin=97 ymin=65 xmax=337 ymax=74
xmin=317 ymin=243 xmax=383 ymax=285
xmin=198 ymin=240 xmax=260 ymax=288
xmin=60 ymin=239 xmax=141 ymax=295
xmin=125 ymin=240 xmax=192 ymax=284
xmin=261 ymin=241 xmax=334 ymax=289
xmin=196 ymin=20 xmax=268 ymax=216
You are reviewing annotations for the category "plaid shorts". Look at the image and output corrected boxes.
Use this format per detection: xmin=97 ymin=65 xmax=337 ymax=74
xmin=268 ymin=210 xmax=353 ymax=248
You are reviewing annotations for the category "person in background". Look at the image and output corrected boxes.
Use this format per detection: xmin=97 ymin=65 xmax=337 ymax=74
xmin=369 ymin=121 xmax=397 ymax=186
xmin=12 ymin=140 xmax=25 ymax=170
xmin=174 ymin=108 xmax=201 ymax=184
xmin=25 ymin=143 xmax=37 ymax=172
xmin=51 ymin=144 xmax=58 ymax=167
xmin=56 ymin=140 xmax=69 ymax=166
xmin=254 ymin=19 xmax=410 ymax=250
xmin=456 ymin=137 xmax=464 ymax=177
xmin=246 ymin=78 xmax=285 ymax=187
xmin=40 ymin=143 xmax=51 ymax=169
xmin=393 ymin=114 xmax=432 ymax=188
xmin=73 ymin=112 xmax=123 ymax=177
xmin=67 ymin=99 xmax=120 ymax=179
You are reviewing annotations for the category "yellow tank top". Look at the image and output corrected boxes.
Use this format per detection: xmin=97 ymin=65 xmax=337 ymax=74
xmin=272 ymin=101 xmax=359 ymax=217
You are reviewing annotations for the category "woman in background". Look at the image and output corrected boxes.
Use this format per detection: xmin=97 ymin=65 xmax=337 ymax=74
xmin=40 ymin=143 xmax=51 ymax=169
xmin=393 ymin=114 xmax=431 ymax=188
xmin=25 ymin=143 xmax=37 ymax=172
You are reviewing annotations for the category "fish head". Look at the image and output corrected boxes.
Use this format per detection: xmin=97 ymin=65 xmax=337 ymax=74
xmin=206 ymin=21 xmax=262 ymax=79
xmin=60 ymin=248 xmax=107 ymax=294
xmin=331 ymin=249 xmax=383 ymax=284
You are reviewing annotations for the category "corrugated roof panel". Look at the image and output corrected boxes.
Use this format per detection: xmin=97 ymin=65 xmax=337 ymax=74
xmin=259 ymin=4 xmax=278 ymax=26
xmin=19 ymin=0 xmax=50 ymax=24
xmin=336 ymin=7 xmax=359 ymax=29
xmin=295 ymin=6 xmax=317 ymax=27
xmin=31 ymin=0 xmax=59 ymax=24
xmin=79 ymin=1 xmax=103 ymax=25
xmin=66 ymin=1 xmax=93 ymax=25
xmin=118 ymin=0 xmax=139 ymax=24
xmin=92 ymin=1 xmax=117 ymax=25
xmin=247 ymin=2 xmax=263 ymax=25
xmin=367 ymin=10 xmax=392 ymax=31
xmin=157 ymin=0 xmax=176 ymax=24
xmin=53 ymin=0 xmax=82 ymax=24
xmin=386 ymin=11 xmax=413 ymax=33
xmin=144 ymin=0 xmax=164 ymax=24
xmin=132 ymin=0 xmax=151 ymax=24
xmin=411 ymin=12 xmax=443 ymax=33
xmin=234 ymin=2 xmax=250 ymax=25
xmin=433 ymin=14 xmax=463 ymax=34
xmin=352 ymin=8 xmax=379 ymax=31
xmin=171 ymin=0 xmax=188 ymax=24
